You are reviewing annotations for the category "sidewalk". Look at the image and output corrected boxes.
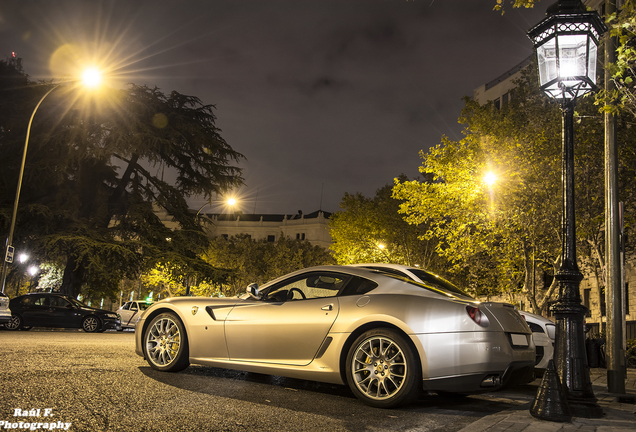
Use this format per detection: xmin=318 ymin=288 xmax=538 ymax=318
xmin=458 ymin=368 xmax=636 ymax=432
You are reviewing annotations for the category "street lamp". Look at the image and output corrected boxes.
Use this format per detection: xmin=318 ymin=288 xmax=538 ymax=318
xmin=0 ymin=68 xmax=103 ymax=294
xmin=527 ymin=0 xmax=606 ymax=419
xmin=195 ymin=197 xmax=238 ymax=217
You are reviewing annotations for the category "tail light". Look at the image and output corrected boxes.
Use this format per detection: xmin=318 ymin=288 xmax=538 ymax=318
xmin=466 ymin=305 xmax=489 ymax=327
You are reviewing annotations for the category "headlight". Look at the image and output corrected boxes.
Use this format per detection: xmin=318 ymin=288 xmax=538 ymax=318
xmin=104 ymin=313 xmax=118 ymax=319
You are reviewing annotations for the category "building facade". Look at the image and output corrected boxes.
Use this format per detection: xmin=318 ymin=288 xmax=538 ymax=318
xmin=200 ymin=210 xmax=332 ymax=249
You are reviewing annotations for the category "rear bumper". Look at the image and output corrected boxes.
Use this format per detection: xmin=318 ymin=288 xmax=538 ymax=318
xmin=414 ymin=330 xmax=535 ymax=393
xmin=422 ymin=360 xmax=535 ymax=393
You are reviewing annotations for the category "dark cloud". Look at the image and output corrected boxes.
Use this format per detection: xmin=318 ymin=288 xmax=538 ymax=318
xmin=0 ymin=0 xmax=547 ymax=214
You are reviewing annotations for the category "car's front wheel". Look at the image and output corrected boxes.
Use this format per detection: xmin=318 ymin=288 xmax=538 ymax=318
xmin=5 ymin=315 xmax=23 ymax=331
xmin=144 ymin=313 xmax=189 ymax=372
xmin=82 ymin=316 xmax=100 ymax=333
xmin=345 ymin=328 xmax=421 ymax=408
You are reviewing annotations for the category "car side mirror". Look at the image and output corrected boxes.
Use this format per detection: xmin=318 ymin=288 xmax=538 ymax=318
xmin=246 ymin=283 xmax=261 ymax=300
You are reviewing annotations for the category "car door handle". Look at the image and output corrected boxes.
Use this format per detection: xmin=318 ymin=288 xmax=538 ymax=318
xmin=321 ymin=304 xmax=333 ymax=311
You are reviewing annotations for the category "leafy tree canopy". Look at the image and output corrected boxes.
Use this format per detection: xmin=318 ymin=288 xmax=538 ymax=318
xmin=394 ymin=62 xmax=636 ymax=311
xmin=200 ymin=234 xmax=335 ymax=297
xmin=0 ymin=60 xmax=244 ymax=300
xmin=329 ymin=178 xmax=449 ymax=276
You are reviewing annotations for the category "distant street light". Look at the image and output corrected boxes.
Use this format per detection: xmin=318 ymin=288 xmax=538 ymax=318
xmin=527 ymin=0 xmax=606 ymax=419
xmin=0 ymin=67 xmax=104 ymax=294
xmin=196 ymin=197 xmax=238 ymax=217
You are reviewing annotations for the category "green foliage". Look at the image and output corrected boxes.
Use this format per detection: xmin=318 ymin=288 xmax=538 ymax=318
xmin=200 ymin=234 xmax=334 ymax=297
xmin=597 ymin=0 xmax=636 ymax=116
xmin=493 ymin=0 xmax=540 ymax=13
xmin=0 ymin=60 xmax=244 ymax=298
xmin=393 ymin=61 xmax=630 ymax=311
xmin=329 ymin=179 xmax=448 ymax=275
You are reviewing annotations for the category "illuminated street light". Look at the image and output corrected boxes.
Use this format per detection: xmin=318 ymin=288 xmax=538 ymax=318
xmin=0 ymin=67 xmax=104 ymax=294
xmin=81 ymin=67 xmax=102 ymax=88
xmin=527 ymin=0 xmax=606 ymax=420
xmin=18 ymin=253 xmax=29 ymax=264
xmin=484 ymin=172 xmax=497 ymax=187
xmin=196 ymin=197 xmax=239 ymax=217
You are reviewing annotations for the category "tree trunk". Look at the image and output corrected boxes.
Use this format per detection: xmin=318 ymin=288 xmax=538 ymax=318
xmin=60 ymin=255 xmax=85 ymax=298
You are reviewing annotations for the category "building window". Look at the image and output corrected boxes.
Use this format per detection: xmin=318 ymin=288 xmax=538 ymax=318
xmin=267 ymin=235 xmax=275 ymax=242
xmin=600 ymin=286 xmax=606 ymax=316
xmin=221 ymin=234 xmax=228 ymax=239
xmin=296 ymin=233 xmax=305 ymax=240
xmin=494 ymin=98 xmax=501 ymax=110
xmin=502 ymin=92 xmax=509 ymax=106
xmin=584 ymin=289 xmax=591 ymax=317
xmin=625 ymin=283 xmax=630 ymax=313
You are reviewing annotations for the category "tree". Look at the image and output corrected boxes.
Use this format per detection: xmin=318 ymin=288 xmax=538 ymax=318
xmin=0 ymin=60 xmax=244 ymax=300
xmin=329 ymin=179 xmax=448 ymax=275
xmin=394 ymin=62 xmax=636 ymax=311
xmin=200 ymin=234 xmax=335 ymax=297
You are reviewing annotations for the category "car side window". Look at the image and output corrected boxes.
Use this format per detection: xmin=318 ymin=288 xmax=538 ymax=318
xmin=21 ymin=296 xmax=37 ymax=306
xmin=32 ymin=296 xmax=48 ymax=306
xmin=50 ymin=297 xmax=71 ymax=308
xmin=121 ymin=302 xmax=130 ymax=310
xmin=340 ymin=276 xmax=378 ymax=296
xmin=264 ymin=272 xmax=350 ymax=302
xmin=130 ymin=302 xmax=138 ymax=311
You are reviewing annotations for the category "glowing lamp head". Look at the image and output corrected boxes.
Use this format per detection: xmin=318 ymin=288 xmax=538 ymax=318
xmin=81 ymin=67 xmax=102 ymax=88
xmin=484 ymin=172 xmax=497 ymax=187
xmin=227 ymin=198 xmax=237 ymax=206
xmin=527 ymin=0 xmax=606 ymax=101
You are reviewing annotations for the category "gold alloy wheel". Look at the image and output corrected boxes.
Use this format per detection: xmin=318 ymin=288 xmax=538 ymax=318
xmin=146 ymin=316 xmax=182 ymax=367
xmin=351 ymin=335 xmax=407 ymax=400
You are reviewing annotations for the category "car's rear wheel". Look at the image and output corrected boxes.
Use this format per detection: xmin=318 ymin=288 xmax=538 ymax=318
xmin=346 ymin=328 xmax=421 ymax=408
xmin=144 ymin=312 xmax=189 ymax=372
xmin=82 ymin=316 xmax=100 ymax=333
xmin=5 ymin=315 xmax=22 ymax=331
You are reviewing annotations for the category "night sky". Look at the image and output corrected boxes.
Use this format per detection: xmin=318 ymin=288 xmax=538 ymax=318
xmin=1 ymin=0 xmax=546 ymax=215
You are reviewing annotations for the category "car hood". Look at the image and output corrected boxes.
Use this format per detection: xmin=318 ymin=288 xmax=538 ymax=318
xmin=78 ymin=306 xmax=114 ymax=315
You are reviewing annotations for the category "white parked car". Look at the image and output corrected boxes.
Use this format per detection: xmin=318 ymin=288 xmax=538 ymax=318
xmin=0 ymin=291 xmax=11 ymax=326
xmin=517 ymin=310 xmax=555 ymax=374
xmin=117 ymin=301 xmax=153 ymax=330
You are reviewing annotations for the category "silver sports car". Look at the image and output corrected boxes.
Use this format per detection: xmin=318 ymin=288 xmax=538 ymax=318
xmin=135 ymin=265 xmax=535 ymax=407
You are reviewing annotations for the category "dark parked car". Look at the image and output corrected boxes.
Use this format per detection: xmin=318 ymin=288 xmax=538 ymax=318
xmin=5 ymin=293 xmax=120 ymax=332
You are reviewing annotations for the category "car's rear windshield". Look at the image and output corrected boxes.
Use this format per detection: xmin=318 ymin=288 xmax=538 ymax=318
xmin=139 ymin=303 xmax=152 ymax=310
xmin=408 ymin=269 xmax=471 ymax=298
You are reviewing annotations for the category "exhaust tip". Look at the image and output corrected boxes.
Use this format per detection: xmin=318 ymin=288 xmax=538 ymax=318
xmin=480 ymin=375 xmax=502 ymax=388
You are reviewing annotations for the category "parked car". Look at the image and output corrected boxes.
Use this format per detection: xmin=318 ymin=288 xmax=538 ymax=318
xmin=5 ymin=293 xmax=120 ymax=332
xmin=135 ymin=265 xmax=534 ymax=408
xmin=0 ymin=291 xmax=11 ymax=325
xmin=517 ymin=310 xmax=555 ymax=375
xmin=117 ymin=300 xmax=153 ymax=330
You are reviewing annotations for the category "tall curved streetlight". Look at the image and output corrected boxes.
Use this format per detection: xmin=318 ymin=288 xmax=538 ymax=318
xmin=527 ymin=0 xmax=606 ymax=420
xmin=0 ymin=68 xmax=103 ymax=294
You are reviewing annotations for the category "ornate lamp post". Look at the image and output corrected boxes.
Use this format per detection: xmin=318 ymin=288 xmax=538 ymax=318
xmin=0 ymin=68 xmax=103 ymax=294
xmin=527 ymin=0 xmax=606 ymax=418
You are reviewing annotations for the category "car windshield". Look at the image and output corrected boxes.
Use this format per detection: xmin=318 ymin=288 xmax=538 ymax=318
xmin=68 ymin=298 xmax=87 ymax=308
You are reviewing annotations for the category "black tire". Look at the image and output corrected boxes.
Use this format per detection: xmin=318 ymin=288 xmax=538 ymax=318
xmin=345 ymin=328 xmax=421 ymax=408
xmin=144 ymin=312 xmax=189 ymax=372
xmin=5 ymin=315 xmax=23 ymax=331
xmin=82 ymin=316 xmax=100 ymax=333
